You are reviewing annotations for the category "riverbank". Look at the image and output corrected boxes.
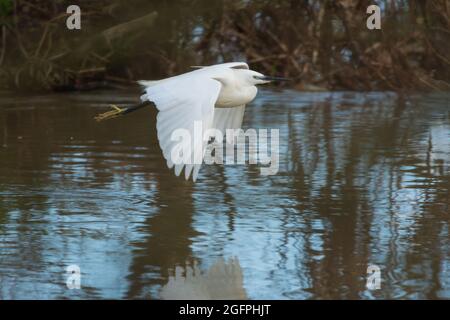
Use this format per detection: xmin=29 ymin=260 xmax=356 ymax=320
xmin=0 ymin=0 xmax=449 ymax=92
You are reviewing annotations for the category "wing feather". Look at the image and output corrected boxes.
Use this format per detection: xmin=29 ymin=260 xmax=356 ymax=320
xmin=213 ymin=106 xmax=246 ymax=133
xmin=141 ymin=77 xmax=221 ymax=181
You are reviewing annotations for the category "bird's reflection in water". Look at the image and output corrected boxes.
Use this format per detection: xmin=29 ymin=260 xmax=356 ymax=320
xmin=0 ymin=91 xmax=449 ymax=299
xmin=160 ymin=257 xmax=247 ymax=300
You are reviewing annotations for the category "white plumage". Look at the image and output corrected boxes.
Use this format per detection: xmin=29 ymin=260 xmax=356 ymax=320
xmin=139 ymin=62 xmax=279 ymax=181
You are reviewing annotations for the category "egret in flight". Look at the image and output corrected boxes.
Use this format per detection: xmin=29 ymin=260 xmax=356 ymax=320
xmin=95 ymin=62 xmax=288 ymax=181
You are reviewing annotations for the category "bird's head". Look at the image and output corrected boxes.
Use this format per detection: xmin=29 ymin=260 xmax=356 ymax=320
xmin=241 ymin=70 xmax=290 ymax=86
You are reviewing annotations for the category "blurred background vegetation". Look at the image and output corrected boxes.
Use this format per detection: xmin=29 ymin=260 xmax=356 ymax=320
xmin=0 ymin=0 xmax=449 ymax=91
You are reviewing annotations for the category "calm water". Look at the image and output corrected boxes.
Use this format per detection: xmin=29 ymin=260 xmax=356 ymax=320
xmin=0 ymin=89 xmax=449 ymax=299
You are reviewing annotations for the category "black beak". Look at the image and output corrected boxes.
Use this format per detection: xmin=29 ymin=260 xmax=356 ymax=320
xmin=255 ymin=76 xmax=291 ymax=82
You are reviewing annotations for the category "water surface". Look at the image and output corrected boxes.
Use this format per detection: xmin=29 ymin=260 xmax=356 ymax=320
xmin=0 ymin=89 xmax=449 ymax=299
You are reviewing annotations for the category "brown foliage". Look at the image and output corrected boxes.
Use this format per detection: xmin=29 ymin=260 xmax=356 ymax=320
xmin=0 ymin=0 xmax=449 ymax=91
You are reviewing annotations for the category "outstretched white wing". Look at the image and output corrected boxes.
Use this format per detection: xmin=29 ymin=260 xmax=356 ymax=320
xmin=141 ymin=77 xmax=221 ymax=181
xmin=212 ymin=106 xmax=246 ymax=164
xmin=213 ymin=106 xmax=246 ymax=133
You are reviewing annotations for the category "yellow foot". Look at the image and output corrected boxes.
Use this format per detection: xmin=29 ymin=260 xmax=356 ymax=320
xmin=94 ymin=104 xmax=126 ymax=122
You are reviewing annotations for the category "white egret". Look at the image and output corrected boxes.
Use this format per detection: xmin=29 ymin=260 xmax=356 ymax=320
xmin=95 ymin=62 xmax=288 ymax=181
